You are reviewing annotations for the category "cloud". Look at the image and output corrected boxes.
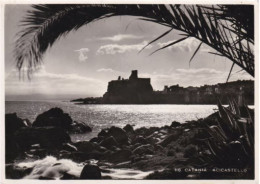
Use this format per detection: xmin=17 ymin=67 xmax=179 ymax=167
xmin=157 ymin=38 xmax=212 ymax=53
xmin=96 ymin=41 xmax=152 ymax=55
xmin=176 ymin=68 xmax=222 ymax=75
xmin=98 ymin=34 xmax=143 ymax=42
xmin=97 ymin=68 xmax=116 ymax=73
xmin=5 ymin=67 xmax=106 ymax=98
xmin=75 ymin=48 xmax=89 ymax=62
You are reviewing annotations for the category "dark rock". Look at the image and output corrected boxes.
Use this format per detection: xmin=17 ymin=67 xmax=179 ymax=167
xmin=135 ymin=127 xmax=159 ymax=137
xmin=80 ymin=165 xmax=101 ymax=179
xmin=5 ymin=135 xmax=19 ymax=163
xmin=154 ymin=144 xmax=164 ymax=151
xmin=33 ymin=108 xmax=72 ymax=130
xmin=61 ymin=172 xmax=78 ymax=179
xmin=106 ymin=149 xmax=132 ymax=163
xmin=14 ymin=127 xmax=71 ymax=151
xmin=70 ymin=121 xmax=92 ymax=134
xmin=60 ymin=151 xmax=104 ymax=162
xmin=99 ymin=136 xmax=118 ymax=149
xmin=183 ymin=145 xmax=197 ymax=158
xmin=133 ymin=144 xmax=154 ymax=155
xmin=28 ymin=148 xmax=47 ymax=158
xmin=171 ymin=121 xmax=181 ymax=128
xmin=98 ymin=129 xmax=108 ymax=138
xmin=123 ymin=124 xmax=134 ymax=133
xmin=23 ymin=119 xmax=32 ymax=127
xmin=135 ymin=127 xmax=148 ymax=136
xmin=131 ymin=142 xmax=142 ymax=149
xmin=102 ymin=176 xmax=112 ymax=179
xmin=6 ymin=113 xmax=26 ymax=135
xmin=89 ymin=137 xmax=102 ymax=143
xmin=108 ymin=126 xmax=128 ymax=145
xmin=145 ymin=169 xmax=188 ymax=179
xmin=132 ymin=136 xmax=148 ymax=145
xmin=74 ymin=141 xmax=96 ymax=153
xmin=167 ymin=150 xmax=175 ymax=156
xmin=62 ymin=143 xmax=78 ymax=152
xmin=6 ymin=164 xmax=33 ymax=179
xmin=145 ymin=136 xmax=158 ymax=145
xmin=159 ymin=131 xmax=182 ymax=147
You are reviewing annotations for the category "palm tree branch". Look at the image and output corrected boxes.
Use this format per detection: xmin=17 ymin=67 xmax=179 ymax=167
xmin=14 ymin=4 xmax=254 ymax=77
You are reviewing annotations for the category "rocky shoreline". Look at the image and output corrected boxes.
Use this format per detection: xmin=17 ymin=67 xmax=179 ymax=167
xmin=5 ymin=106 xmax=254 ymax=179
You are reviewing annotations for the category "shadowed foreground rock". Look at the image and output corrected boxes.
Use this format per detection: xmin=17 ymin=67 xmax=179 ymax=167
xmin=6 ymin=113 xmax=28 ymax=162
xmin=5 ymin=106 xmax=254 ymax=180
xmin=80 ymin=165 xmax=101 ymax=179
xmin=15 ymin=127 xmax=71 ymax=150
xmin=33 ymin=108 xmax=73 ymax=129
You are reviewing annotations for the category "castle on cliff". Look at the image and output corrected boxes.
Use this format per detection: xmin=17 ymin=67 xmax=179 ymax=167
xmin=100 ymin=70 xmax=254 ymax=105
xmin=102 ymin=70 xmax=154 ymax=104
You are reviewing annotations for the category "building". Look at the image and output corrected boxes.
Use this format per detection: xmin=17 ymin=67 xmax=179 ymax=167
xmin=102 ymin=70 xmax=153 ymax=104
xmin=101 ymin=70 xmax=254 ymax=105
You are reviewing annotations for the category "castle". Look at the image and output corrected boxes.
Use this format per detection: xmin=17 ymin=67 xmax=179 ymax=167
xmin=101 ymin=70 xmax=254 ymax=105
xmin=102 ymin=70 xmax=154 ymax=104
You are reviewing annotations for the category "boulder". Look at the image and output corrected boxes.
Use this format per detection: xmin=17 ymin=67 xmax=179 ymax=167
xmin=99 ymin=136 xmax=118 ymax=150
xmin=74 ymin=141 xmax=96 ymax=153
xmin=14 ymin=127 xmax=71 ymax=151
xmin=106 ymin=149 xmax=132 ymax=163
xmin=6 ymin=134 xmax=20 ymax=163
xmin=133 ymin=144 xmax=154 ymax=155
xmin=170 ymin=121 xmax=181 ymax=128
xmin=62 ymin=143 xmax=78 ymax=152
xmin=132 ymin=136 xmax=148 ymax=145
xmin=60 ymin=151 xmax=104 ymax=162
xmin=70 ymin=121 xmax=92 ymax=134
xmin=107 ymin=126 xmax=128 ymax=145
xmin=89 ymin=137 xmax=102 ymax=144
xmin=6 ymin=164 xmax=33 ymax=179
xmin=159 ymin=131 xmax=182 ymax=147
xmin=80 ymin=165 xmax=101 ymax=179
xmin=33 ymin=108 xmax=72 ymax=130
xmin=123 ymin=124 xmax=134 ymax=133
xmin=5 ymin=113 xmax=26 ymax=135
xmin=135 ymin=127 xmax=159 ymax=137
xmin=98 ymin=129 xmax=108 ymax=138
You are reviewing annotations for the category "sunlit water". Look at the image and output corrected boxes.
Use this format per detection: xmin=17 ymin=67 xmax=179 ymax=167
xmin=5 ymin=101 xmax=217 ymax=141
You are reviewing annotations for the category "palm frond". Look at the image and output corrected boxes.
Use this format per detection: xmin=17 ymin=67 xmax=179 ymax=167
xmin=15 ymin=4 xmax=254 ymax=77
xmin=138 ymin=28 xmax=173 ymax=53
xmin=150 ymin=36 xmax=189 ymax=56
xmin=189 ymin=42 xmax=203 ymax=65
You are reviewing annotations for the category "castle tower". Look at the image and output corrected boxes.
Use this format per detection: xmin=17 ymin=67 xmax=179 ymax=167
xmin=129 ymin=70 xmax=138 ymax=80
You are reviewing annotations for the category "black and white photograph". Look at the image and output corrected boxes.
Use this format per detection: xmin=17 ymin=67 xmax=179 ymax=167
xmin=2 ymin=2 xmax=257 ymax=181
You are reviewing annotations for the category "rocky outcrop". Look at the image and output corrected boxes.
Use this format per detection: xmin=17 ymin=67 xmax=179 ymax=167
xmin=99 ymin=136 xmax=118 ymax=150
xmin=5 ymin=113 xmax=28 ymax=162
xmin=33 ymin=108 xmax=73 ymax=130
xmin=70 ymin=121 xmax=92 ymax=134
xmin=32 ymin=108 xmax=92 ymax=134
xmin=107 ymin=126 xmax=128 ymax=145
xmin=14 ymin=127 xmax=71 ymax=151
xmin=123 ymin=124 xmax=134 ymax=133
xmin=80 ymin=165 xmax=102 ymax=179
xmin=6 ymin=113 xmax=27 ymax=135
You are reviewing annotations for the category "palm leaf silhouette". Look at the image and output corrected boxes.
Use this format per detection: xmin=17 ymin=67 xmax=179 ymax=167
xmin=15 ymin=4 xmax=254 ymax=77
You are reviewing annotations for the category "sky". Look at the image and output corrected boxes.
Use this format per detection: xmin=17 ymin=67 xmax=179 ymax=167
xmin=5 ymin=5 xmax=254 ymax=101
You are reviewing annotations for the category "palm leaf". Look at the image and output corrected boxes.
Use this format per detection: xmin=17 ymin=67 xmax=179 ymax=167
xmin=138 ymin=28 xmax=173 ymax=53
xmin=149 ymin=36 xmax=189 ymax=55
xmin=189 ymin=42 xmax=203 ymax=65
xmin=14 ymin=4 xmax=255 ymax=77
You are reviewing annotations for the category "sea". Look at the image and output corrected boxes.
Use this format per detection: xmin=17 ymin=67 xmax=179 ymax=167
xmin=5 ymin=101 xmax=217 ymax=142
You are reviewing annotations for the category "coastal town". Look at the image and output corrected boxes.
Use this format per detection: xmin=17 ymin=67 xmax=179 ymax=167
xmin=72 ymin=70 xmax=254 ymax=105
